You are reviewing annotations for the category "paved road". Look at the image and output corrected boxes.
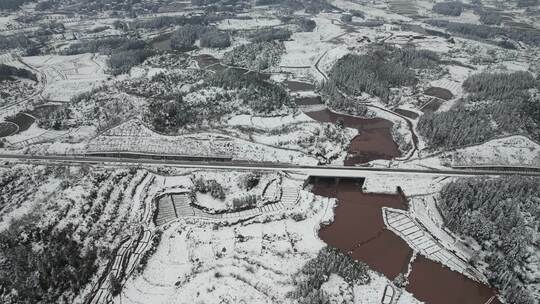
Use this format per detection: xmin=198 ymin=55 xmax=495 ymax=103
xmin=1 ymin=153 xmax=539 ymax=177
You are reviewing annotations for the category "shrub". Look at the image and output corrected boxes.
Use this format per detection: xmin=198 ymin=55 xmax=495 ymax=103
xmin=109 ymin=49 xmax=155 ymax=75
xmin=129 ymin=15 xmax=208 ymax=29
xmin=0 ymin=64 xmax=37 ymax=81
xmin=62 ymin=37 xmax=146 ymax=55
xmin=36 ymin=0 xmax=57 ymax=10
xmin=0 ymin=0 xmax=29 ymax=10
xmin=329 ymin=44 xmax=439 ymax=102
xmin=417 ymin=107 xmax=494 ymax=149
xmin=418 ymin=83 xmax=540 ymax=149
xmin=289 ymin=246 xmax=370 ymax=302
xmin=438 ymin=177 xmax=539 ymax=304
xmin=208 ymin=180 xmax=226 ymax=200
xmin=427 ymin=19 xmax=540 ymax=46
xmin=232 ymin=194 xmax=258 ymax=209
xmin=0 ymin=219 xmax=98 ymax=303
xmin=478 ymin=11 xmax=502 ymax=25
xmin=171 ymin=25 xmax=204 ymax=51
xmin=200 ymin=29 xmax=231 ymax=48
xmin=432 ymin=1 xmax=464 ymax=16
xmin=340 ymin=14 xmax=352 ymax=23
xmin=223 ymin=41 xmax=284 ymax=70
xmin=145 ymin=97 xmax=194 ymax=132
xmin=37 ymin=106 xmax=73 ymax=130
xmin=238 ymin=172 xmax=261 ymax=190
xmin=350 ymin=9 xmax=365 ymax=18
xmin=296 ymin=17 xmax=316 ymax=32
xmin=210 ymin=68 xmax=293 ymax=113
xmin=251 ymin=28 xmax=292 ymax=42
xmin=0 ymin=33 xmax=37 ymax=52
xmin=193 ymin=177 xmax=226 ymax=200
xmin=321 ymin=80 xmax=368 ymax=116
xmin=87 ymin=26 xmax=110 ymax=33
xmin=137 ymin=230 xmax=163 ymax=273
xmin=462 ymin=71 xmax=536 ymax=100
xmin=329 ymin=54 xmax=414 ymax=101
xmin=109 ymin=274 xmax=122 ymax=296
xmin=517 ymin=0 xmax=539 ymax=7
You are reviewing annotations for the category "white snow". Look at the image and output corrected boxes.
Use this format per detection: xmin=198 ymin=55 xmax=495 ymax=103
xmin=23 ymin=53 xmax=108 ymax=102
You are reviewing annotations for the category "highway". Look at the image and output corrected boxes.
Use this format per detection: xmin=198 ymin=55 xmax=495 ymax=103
xmin=1 ymin=153 xmax=539 ymax=177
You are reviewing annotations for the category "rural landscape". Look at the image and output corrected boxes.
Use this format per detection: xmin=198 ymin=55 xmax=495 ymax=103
xmin=0 ymin=0 xmax=539 ymax=303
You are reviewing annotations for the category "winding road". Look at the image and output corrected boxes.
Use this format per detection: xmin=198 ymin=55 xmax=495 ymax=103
xmin=312 ymin=29 xmax=417 ymax=160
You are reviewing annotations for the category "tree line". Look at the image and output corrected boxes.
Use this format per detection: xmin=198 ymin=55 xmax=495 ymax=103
xmin=432 ymin=1 xmax=464 ymax=16
xmin=329 ymin=45 xmax=439 ymax=102
xmin=0 ymin=33 xmax=40 ymax=55
xmin=209 ymin=68 xmax=293 ymax=112
xmin=321 ymin=80 xmax=368 ymax=116
xmin=438 ymin=176 xmax=539 ymax=304
xmin=0 ymin=64 xmax=37 ymax=81
xmin=222 ymin=41 xmax=284 ymax=70
xmin=256 ymin=0 xmax=335 ymax=14
xmin=250 ymin=27 xmax=292 ymax=43
xmin=418 ymin=71 xmax=540 ymax=149
xmin=62 ymin=37 xmax=155 ymax=75
xmin=0 ymin=0 xmax=30 ymax=10
xmin=0 ymin=218 xmax=98 ymax=303
xmin=462 ymin=71 xmax=537 ymax=101
xmin=289 ymin=246 xmax=370 ymax=303
xmin=427 ymin=19 xmax=540 ymax=46
xmin=277 ymin=15 xmax=317 ymax=32
xmin=139 ymin=66 xmax=294 ymax=132
xmin=128 ymin=15 xmax=211 ymax=30
xmin=170 ymin=25 xmax=231 ymax=51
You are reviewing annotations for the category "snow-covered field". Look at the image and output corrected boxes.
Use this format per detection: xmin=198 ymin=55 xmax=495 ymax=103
xmin=280 ymin=14 xmax=345 ymax=81
xmin=118 ymin=170 xmax=424 ymax=304
xmin=190 ymin=170 xmax=282 ymax=212
xmin=396 ymin=135 xmax=540 ymax=171
xmin=451 ymin=135 xmax=540 ymax=168
xmin=119 ymin=172 xmax=333 ymax=304
xmin=23 ymin=53 xmax=108 ymax=102
xmin=217 ymin=17 xmax=282 ymax=30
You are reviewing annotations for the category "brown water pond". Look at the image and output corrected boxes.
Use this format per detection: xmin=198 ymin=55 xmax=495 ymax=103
xmin=0 ymin=122 xmax=18 ymax=137
xmin=305 ymin=109 xmax=401 ymax=165
xmin=393 ymin=108 xmax=419 ymax=119
xmin=312 ymin=178 xmax=501 ymax=304
xmin=6 ymin=112 xmax=35 ymax=133
xmin=424 ymin=87 xmax=453 ymax=100
xmin=196 ymin=55 xmax=401 ymax=166
xmin=195 ymin=54 xmax=223 ymax=70
xmin=150 ymin=34 xmax=172 ymax=51
xmin=295 ymin=95 xmax=323 ymax=106
xmin=287 ymin=80 xmax=315 ymax=92
xmin=314 ymin=178 xmax=411 ymax=279
xmin=407 ymin=256 xmax=502 ymax=304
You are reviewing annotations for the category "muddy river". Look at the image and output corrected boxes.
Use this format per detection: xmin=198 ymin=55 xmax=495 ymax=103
xmin=407 ymin=256 xmax=502 ymax=304
xmin=187 ymin=54 xmax=500 ymax=304
xmin=304 ymin=108 xmax=401 ymax=165
xmin=312 ymin=178 xmax=501 ymax=304
xmin=314 ymin=178 xmax=411 ymax=279
xmin=193 ymin=54 xmax=401 ymax=166
xmin=6 ymin=112 xmax=35 ymax=133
